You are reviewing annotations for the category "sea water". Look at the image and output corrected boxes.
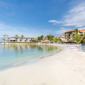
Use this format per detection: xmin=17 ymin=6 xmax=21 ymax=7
xmin=81 ymin=45 xmax=85 ymax=51
xmin=0 ymin=45 xmax=60 ymax=70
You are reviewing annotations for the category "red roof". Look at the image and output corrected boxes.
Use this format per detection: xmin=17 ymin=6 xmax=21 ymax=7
xmin=80 ymin=30 xmax=85 ymax=32
xmin=68 ymin=29 xmax=75 ymax=32
xmin=57 ymin=36 xmax=65 ymax=38
xmin=68 ymin=29 xmax=81 ymax=32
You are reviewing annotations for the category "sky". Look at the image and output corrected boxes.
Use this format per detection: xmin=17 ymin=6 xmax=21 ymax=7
xmin=0 ymin=0 xmax=85 ymax=38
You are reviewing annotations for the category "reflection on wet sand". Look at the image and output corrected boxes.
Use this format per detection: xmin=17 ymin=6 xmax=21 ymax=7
xmin=2 ymin=45 xmax=58 ymax=53
xmin=0 ymin=45 xmax=58 ymax=70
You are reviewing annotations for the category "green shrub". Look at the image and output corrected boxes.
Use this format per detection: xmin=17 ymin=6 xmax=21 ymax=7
xmin=62 ymin=41 xmax=65 ymax=43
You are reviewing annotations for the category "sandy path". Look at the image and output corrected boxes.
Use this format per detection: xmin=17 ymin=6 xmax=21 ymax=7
xmin=0 ymin=44 xmax=85 ymax=85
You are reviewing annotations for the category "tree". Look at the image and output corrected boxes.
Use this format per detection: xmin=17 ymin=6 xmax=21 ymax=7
xmin=73 ymin=34 xmax=82 ymax=44
xmin=83 ymin=39 xmax=85 ymax=43
xmin=82 ymin=33 xmax=85 ymax=43
xmin=62 ymin=41 xmax=65 ymax=43
xmin=21 ymin=35 xmax=24 ymax=38
xmin=72 ymin=29 xmax=79 ymax=39
xmin=55 ymin=37 xmax=59 ymax=43
xmin=15 ymin=34 xmax=19 ymax=37
xmin=47 ymin=34 xmax=54 ymax=41
xmin=38 ymin=36 xmax=41 ymax=41
xmin=41 ymin=35 xmax=44 ymax=40
xmin=72 ymin=29 xmax=83 ymax=43
xmin=83 ymin=33 xmax=85 ymax=38
xmin=80 ymin=33 xmax=83 ymax=37
xmin=53 ymin=38 xmax=55 ymax=43
xmin=54 ymin=37 xmax=62 ymax=43
xmin=33 ymin=37 xmax=35 ymax=40
xmin=75 ymin=29 xmax=79 ymax=34
xmin=45 ymin=38 xmax=48 ymax=40
xmin=58 ymin=38 xmax=62 ymax=42
xmin=37 ymin=35 xmax=44 ymax=41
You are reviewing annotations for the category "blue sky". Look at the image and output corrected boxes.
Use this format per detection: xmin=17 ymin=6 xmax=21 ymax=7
xmin=0 ymin=0 xmax=85 ymax=38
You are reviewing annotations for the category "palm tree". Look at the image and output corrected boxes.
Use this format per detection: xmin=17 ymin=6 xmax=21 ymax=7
xmin=15 ymin=34 xmax=19 ymax=37
xmin=38 ymin=36 xmax=41 ymax=41
xmin=73 ymin=34 xmax=83 ymax=44
xmin=37 ymin=35 xmax=44 ymax=41
xmin=54 ymin=37 xmax=62 ymax=43
xmin=72 ymin=29 xmax=80 ymax=42
xmin=45 ymin=38 xmax=48 ymax=40
xmin=80 ymin=33 xmax=83 ymax=37
xmin=41 ymin=35 xmax=44 ymax=40
xmin=33 ymin=37 xmax=35 ymax=40
xmin=54 ymin=38 xmax=59 ymax=43
xmin=21 ymin=35 xmax=24 ymax=38
xmin=47 ymin=34 xmax=54 ymax=41
xmin=82 ymin=33 xmax=85 ymax=43
xmin=83 ymin=39 xmax=85 ymax=43
xmin=75 ymin=29 xmax=79 ymax=34
xmin=83 ymin=33 xmax=85 ymax=38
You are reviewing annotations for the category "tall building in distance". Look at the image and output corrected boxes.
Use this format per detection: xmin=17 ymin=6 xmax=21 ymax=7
xmin=64 ymin=29 xmax=85 ymax=42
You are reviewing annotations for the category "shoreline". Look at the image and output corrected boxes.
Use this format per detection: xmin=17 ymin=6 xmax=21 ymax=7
xmin=0 ymin=44 xmax=85 ymax=85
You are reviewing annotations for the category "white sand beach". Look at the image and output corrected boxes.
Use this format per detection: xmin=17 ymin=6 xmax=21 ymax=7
xmin=0 ymin=44 xmax=85 ymax=85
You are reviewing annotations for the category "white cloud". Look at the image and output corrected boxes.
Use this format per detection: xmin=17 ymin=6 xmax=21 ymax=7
xmin=49 ymin=3 xmax=85 ymax=27
xmin=0 ymin=22 xmax=37 ymax=37
xmin=78 ymin=27 xmax=85 ymax=30
xmin=0 ymin=22 xmax=56 ymax=38
xmin=48 ymin=20 xmax=63 ymax=25
xmin=56 ymin=28 xmax=69 ymax=35
xmin=64 ymin=3 xmax=85 ymax=27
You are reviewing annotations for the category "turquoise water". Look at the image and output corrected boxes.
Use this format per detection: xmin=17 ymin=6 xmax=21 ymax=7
xmin=0 ymin=45 xmax=59 ymax=70
xmin=81 ymin=45 xmax=85 ymax=51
